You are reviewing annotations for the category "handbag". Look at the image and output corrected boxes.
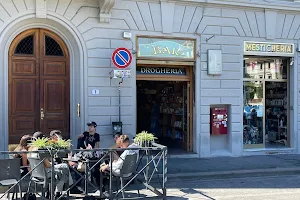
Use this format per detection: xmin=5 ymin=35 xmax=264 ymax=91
xmin=77 ymin=161 xmax=86 ymax=172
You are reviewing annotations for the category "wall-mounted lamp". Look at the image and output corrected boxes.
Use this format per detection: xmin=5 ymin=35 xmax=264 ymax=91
xmin=123 ymin=32 xmax=132 ymax=39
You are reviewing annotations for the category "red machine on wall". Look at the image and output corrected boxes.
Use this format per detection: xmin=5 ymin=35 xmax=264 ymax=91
xmin=210 ymin=107 xmax=228 ymax=135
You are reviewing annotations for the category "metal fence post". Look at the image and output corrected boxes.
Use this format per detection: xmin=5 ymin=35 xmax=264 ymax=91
xmin=109 ymin=150 xmax=113 ymax=200
xmin=162 ymin=148 xmax=168 ymax=200
xmin=51 ymin=150 xmax=55 ymax=200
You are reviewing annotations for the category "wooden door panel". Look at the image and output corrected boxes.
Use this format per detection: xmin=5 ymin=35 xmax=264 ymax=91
xmin=10 ymin=78 xmax=38 ymax=143
xmin=12 ymin=60 xmax=37 ymax=76
xmin=43 ymin=61 xmax=66 ymax=76
xmin=43 ymin=117 xmax=69 ymax=139
xmin=10 ymin=117 xmax=37 ymax=143
xmin=11 ymin=79 xmax=37 ymax=114
xmin=43 ymin=80 xmax=66 ymax=113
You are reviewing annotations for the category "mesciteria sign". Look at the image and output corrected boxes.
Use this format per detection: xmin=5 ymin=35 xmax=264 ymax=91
xmin=244 ymin=41 xmax=294 ymax=56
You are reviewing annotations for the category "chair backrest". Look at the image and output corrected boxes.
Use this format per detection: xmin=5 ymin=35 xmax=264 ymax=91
xmin=28 ymin=157 xmax=47 ymax=180
xmin=120 ymin=153 xmax=138 ymax=175
xmin=0 ymin=158 xmax=21 ymax=181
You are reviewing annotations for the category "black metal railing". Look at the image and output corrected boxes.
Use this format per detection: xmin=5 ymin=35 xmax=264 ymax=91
xmin=0 ymin=143 xmax=167 ymax=200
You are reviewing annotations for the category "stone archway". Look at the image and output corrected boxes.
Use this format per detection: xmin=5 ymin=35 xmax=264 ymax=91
xmin=0 ymin=16 xmax=87 ymax=150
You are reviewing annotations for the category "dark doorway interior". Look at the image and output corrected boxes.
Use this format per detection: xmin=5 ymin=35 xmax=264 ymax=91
xmin=137 ymin=80 xmax=189 ymax=154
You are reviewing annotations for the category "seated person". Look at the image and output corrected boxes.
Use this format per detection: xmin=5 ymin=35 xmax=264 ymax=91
xmin=109 ymin=132 xmax=123 ymax=161
xmin=29 ymin=139 xmax=73 ymax=199
xmin=32 ymin=131 xmax=45 ymax=140
xmin=13 ymin=135 xmax=32 ymax=177
xmin=78 ymin=121 xmax=100 ymax=149
xmin=29 ymin=132 xmax=82 ymax=195
xmin=99 ymin=135 xmax=139 ymax=194
xmin=69 ymin=122 xmax=101 ymax=191
xmin=50 ymin=130 xmax=65 ymax=164
xmin=50 ymin=130 xmax=63 ymax=141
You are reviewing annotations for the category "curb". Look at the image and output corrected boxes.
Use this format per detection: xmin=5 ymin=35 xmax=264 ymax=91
xmin=166 ymin=167 xmax=300 ymax=180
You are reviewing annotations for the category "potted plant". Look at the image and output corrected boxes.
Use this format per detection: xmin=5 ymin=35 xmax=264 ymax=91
xmin=134 ymin=131 xmax=157 ymax=147
xmin=31 ymin=137 xmax=72 ymax=158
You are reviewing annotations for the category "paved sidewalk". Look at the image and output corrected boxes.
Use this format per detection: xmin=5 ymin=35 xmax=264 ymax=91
xmin=165 ymin=154 xmax=300 ymax=179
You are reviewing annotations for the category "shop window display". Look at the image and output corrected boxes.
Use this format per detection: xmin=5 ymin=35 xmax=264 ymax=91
xmin=243 ymin=81 xmax=264 ymax=146
xmin=243 ymin=57 xmax=289 ymax=149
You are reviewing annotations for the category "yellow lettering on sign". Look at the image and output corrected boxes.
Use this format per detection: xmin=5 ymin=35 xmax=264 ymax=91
xmin=271 ymin=45 xmax=276 ymax=52
xmin=245 ymin=44 xmax=252 ymax=51
xmin=245 ymin=42 xmax=293 ymax=54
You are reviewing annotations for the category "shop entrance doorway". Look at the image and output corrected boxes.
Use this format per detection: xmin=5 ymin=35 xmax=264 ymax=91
xmin=137 ymin=80 xmax=192 ymax=153
xmin=243 ymin=57 xmax=289 ymax=149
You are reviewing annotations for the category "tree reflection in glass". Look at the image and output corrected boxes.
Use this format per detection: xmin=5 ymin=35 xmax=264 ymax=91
xmin=243 ymin=81 xmax=264 ymax=145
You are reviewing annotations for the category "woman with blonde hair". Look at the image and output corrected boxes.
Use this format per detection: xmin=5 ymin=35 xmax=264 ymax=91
xmin=14 ymin=135 xmax=32 ymax=176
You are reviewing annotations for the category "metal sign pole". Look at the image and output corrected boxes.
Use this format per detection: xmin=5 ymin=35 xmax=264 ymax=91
xmin=119 ymin=78 xmax=123 ymax=122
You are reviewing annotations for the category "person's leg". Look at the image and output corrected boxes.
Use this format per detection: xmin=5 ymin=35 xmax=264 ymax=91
xmin=92 ymin=163 xmax=101 ymax=187
xmin=70 ymin=168 xmax=82 ymax=186
xmin=54 ymin=163 xmax=73 ymax=192
xmin=101 ymin=171 xmax=110 ymax=192
xmin=77 ymin=138 xmax=85 ymax=149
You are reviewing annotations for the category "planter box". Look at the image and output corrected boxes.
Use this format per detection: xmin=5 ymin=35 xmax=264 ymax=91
xmin=38 ymin=149 xmax=69 ymax=159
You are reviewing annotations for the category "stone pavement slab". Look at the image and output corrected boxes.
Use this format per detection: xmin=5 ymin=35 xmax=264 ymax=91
xmin=167 ymin=154 xmax=300 ymax=175
xmin=138 ymin=154 xmax=300 ymax=179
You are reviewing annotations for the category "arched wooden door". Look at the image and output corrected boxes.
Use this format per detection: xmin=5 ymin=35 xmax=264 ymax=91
xmin=8 ymin=29 xmax=70 ymax=144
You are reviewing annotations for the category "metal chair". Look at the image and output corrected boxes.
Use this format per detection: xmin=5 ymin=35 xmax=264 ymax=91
xmin=101 ymin=153 xmax=139 ymax=198
xmin=27 ymin=157 xmax=50 ymax=198
xmin=118 ymin=153 xmax=139 ymax=198
xmin=0 ymin=158 xmax=22 ymax=200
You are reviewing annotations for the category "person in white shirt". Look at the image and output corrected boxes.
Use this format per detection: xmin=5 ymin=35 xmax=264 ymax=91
xmin=98 ymin=135 xmax=139 ymax=195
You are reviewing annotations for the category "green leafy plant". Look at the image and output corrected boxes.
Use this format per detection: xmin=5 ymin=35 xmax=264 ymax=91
xmin=134 ymin=131 xmax=157 ymax=147
xmin=31 ymin=138 xmax=49 ymax=149
xmin=31 ymin=137 xmax=72 ymax=150
xmin=55 ymin=138 xmax=72 ymax=150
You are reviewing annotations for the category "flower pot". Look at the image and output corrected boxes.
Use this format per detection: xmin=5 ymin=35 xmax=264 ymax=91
xmin=38 ymin=149 xmax=51 ymax=159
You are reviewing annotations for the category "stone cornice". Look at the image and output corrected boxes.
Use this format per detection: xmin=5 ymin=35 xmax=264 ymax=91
xmin=133 ymin=0 xmax=300 ymax=12
xmin=99 ymin=0 xmax=116 ymax=23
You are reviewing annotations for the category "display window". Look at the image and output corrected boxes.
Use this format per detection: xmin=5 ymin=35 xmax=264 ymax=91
xmin=243 ymin=57 xmax=289 ymax=149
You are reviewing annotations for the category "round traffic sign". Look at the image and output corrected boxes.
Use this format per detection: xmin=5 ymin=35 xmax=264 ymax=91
xmin=112 ymin=48 xmax=132 ymax=69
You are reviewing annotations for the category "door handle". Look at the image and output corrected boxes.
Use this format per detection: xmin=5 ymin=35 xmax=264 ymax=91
xmin=40 ymin=108 xmax=44 ymax=120
xmin=77 ymin=103 xmax=80 ymax=117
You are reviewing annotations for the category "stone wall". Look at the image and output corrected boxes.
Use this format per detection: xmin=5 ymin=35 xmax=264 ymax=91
xmin=0 ymin=0 xmax=299 ymax=156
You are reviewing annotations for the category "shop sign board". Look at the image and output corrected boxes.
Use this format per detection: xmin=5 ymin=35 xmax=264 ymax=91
xmin=136 ymin=66 xmax=186 ymax=75
xmin=244 ymin=41 xmax=294 ymax=56
xmin=137 ymin=36 xmax=195 ymax=60
xmin=112 ymin=48 xmax=132 ymax=69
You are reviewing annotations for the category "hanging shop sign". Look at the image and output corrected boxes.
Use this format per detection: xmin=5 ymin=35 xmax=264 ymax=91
xmin=137 ymin=36 xmax=196 ymax=60
xmin=136 ymin=67 xmax=186 ymax=75
xmin=112 ymin=47 xmax=132 ymax=69
xmin=244 ymin=41 xmax=294 ymax=56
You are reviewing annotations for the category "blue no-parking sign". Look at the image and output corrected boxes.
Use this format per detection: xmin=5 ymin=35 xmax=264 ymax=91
xmin=112 ymin=48 xmax=132 ymax=69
